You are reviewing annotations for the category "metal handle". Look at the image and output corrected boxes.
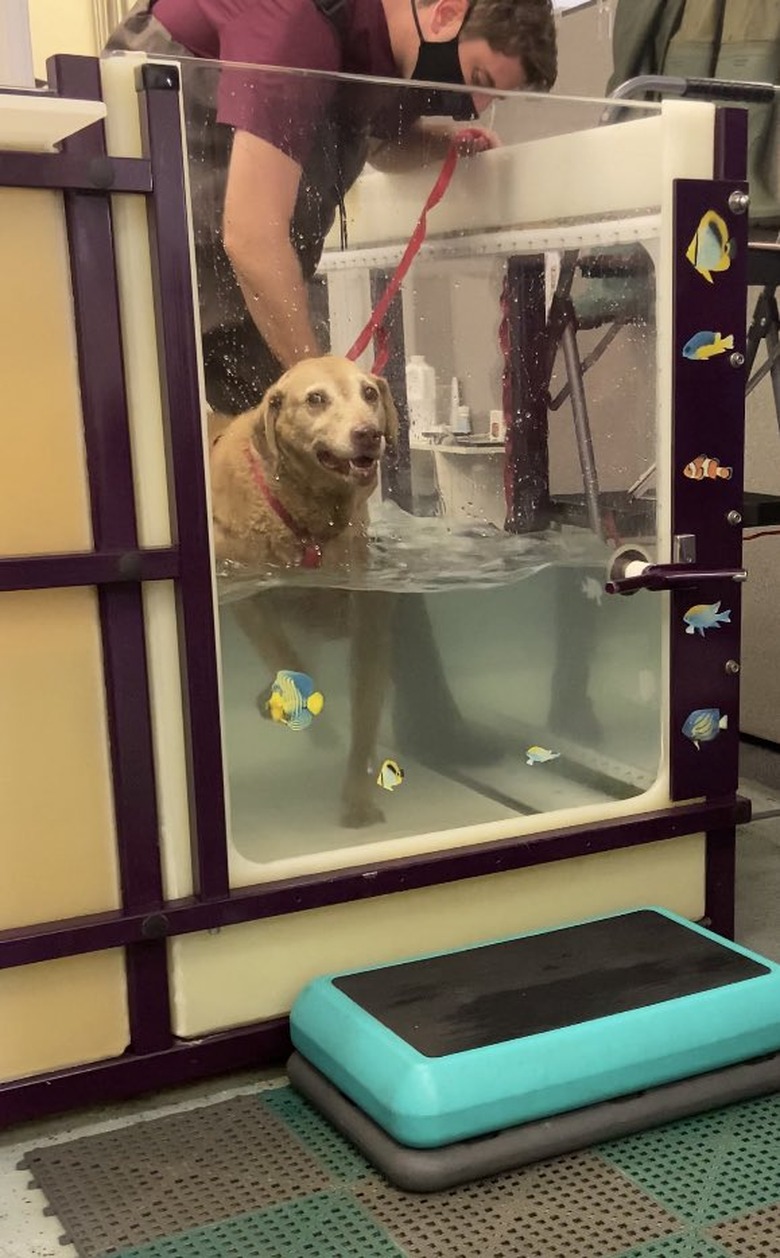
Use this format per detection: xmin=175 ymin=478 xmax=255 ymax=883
xmin=602 ymin=75 xmax=778 ymax=125
xmin=606 ymin=559 xmax=747 ymax=596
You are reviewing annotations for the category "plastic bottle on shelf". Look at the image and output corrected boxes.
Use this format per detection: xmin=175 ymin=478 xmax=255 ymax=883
xmin=405 ymin=355 xmax=437 ymax=439
xmin=449 ymin=375 xmax=471 ymax=435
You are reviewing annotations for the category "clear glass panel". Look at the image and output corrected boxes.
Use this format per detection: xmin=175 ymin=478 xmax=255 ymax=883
xmin=155 ymin=57 xmax=664 ymax=876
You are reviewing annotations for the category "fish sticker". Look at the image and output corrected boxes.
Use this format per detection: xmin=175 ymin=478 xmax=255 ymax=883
xmin=377 ymin=758 xmax=404 ymax=791
xmin=581 ymin=576 xmax=604 ymax=606
xmin=682 ymin=330 xmax=734 ymax=361
xmin=683 ymin=455 xmax=732 ymax=482
xmin=682 ymin=708 xmax=728 ymax=750
xmin=686 ymin=209 xmax=736 ymax=283
xmin=266 ymin=670 xmax=324 ymax=731
xmin=684 ymin=602 xmax=732 ymax=637
xmin=526 ymin=746 xmax=560 ymax=766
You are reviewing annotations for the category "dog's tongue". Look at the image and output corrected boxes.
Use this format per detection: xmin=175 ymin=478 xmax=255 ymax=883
xmin=318 ymin=450 xmax=377 ymax=478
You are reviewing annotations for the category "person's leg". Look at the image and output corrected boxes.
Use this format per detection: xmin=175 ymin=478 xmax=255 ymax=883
xmin=391 ymin=594 xmax=504 ymax=765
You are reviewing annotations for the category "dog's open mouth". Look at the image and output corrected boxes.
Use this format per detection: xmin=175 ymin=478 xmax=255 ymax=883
xmin=317 ymin=450 xmax=379 ymax=481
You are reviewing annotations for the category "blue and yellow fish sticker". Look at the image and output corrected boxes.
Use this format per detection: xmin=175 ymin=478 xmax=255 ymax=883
xmin=683 ymin=602 xmax=732 ymax=637
xmin=686 ymin=210 xmax=735 ymax=283
xmin=266 ymin=670 xmax=324 ymax=731
xmin=682 ymin=707 xmax=728 ymax=749
xmin=526 ymin=745 xmax=560 ymax=766
xmin=682 ymin=330 xmax=734 ymax=361
xmin=377 ymin=759 xmax=404 ymax=791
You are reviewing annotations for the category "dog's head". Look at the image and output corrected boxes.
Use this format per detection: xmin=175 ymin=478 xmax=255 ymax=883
xmin=255 ymin=355 xmax=398 ymax=493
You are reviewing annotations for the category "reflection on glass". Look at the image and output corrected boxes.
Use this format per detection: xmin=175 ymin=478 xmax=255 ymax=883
xmin=142 ymin=58 xmax=664 ymax=874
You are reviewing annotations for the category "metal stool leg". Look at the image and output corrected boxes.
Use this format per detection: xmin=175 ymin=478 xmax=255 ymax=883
xmin=559 ymin=316 xmax=602 ymax=537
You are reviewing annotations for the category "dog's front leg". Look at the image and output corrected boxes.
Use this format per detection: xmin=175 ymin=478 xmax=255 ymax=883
xmin=231 ymin=591 xmax=308 ymax=710
xmin=341 ymin=590 xmax=394 ymax=829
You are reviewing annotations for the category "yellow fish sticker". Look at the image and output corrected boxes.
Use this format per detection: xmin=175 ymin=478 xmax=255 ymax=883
xmin=685 ymin=210 xmax=735 ymax=284
xmin=377 ymin=759 xmax=404 ymax=791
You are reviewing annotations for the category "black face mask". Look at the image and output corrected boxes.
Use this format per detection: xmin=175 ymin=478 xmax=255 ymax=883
xmin=409 ymin=0 xmax=478 ymax=121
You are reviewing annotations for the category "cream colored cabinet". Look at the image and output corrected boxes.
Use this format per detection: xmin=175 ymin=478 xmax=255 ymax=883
xmin=26 ymin=0 xmax=124 ymax=80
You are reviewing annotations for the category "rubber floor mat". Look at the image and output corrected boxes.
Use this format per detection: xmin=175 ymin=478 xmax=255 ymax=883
xmin=19 ymin=1085 xmax=780 ymax=1257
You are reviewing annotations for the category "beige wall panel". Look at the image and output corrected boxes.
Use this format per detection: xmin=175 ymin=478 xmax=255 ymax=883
xmin=171 ymin=834 xmax=705 ymax=1037
xmin=0 ymin=189 xmax=92 ymax=556
xmin=0 ymin=587 xmax=120 ymax=931
xmin=0 ymin=950 xmax=128 ymax=1083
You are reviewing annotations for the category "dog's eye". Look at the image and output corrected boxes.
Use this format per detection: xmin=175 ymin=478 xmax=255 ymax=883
xmin=362 ymin=384 xmax=379 ymax=404
xmin=306 ymin=390 xmax=328 ymax=409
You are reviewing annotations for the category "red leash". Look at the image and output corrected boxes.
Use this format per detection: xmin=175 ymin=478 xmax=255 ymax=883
xmin=346 ymin=134 xmax=476 ymax=376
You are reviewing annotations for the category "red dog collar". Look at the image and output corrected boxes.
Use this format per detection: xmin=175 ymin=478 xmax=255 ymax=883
xmin=244 ymin=445 xmax=323 ymax=569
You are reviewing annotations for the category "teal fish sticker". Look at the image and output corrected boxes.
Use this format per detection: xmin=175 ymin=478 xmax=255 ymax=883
xmin=682 ymin=708 xmax=728 ymax=749
xmin=526 ymin=745 xmax=560 ymax=766
xmin=266 ymin=670 xmax=324 ymax=731
xmin=683 ymin=602 xmax=732 ymax=637
xmin=686 ymin=209 xmax=735 ymax=283
xmin=377 ymin=759 xmax=404 ymax=791
xmin=682 ymin=330 xmax=734 ymax=361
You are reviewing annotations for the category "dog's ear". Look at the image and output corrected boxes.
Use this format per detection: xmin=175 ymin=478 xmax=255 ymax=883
xmin=372 ymin=374 xmax=399 ymax=451
xmin=256 ymin=387 xmax=284 ymax=462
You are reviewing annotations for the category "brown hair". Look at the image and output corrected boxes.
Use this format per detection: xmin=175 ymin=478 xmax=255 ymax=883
xmin=461 ymin=0 xmax=558 ymax=92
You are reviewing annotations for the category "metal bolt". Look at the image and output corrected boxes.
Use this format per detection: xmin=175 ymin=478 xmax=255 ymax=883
xmin=727 ymin=510 xmax=742 ymax=526
xmin=728 ymin=190 xmax=750 ymax=215
xmin=730 ymin=351 xmax=745 ymax=368
xmin=725 ymin=659 xmax=740 ymax=675
xmin=88 ymin=156 xmax=115 ymax=189
xmin=141 ymin=913 xmax=169 ymax=940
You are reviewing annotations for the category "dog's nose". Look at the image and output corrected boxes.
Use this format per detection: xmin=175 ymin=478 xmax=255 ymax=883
xmin=351 ymin=425 xmax=381 ymax=452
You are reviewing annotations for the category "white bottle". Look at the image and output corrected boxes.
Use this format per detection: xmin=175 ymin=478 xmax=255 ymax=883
xmin=451 ymin=404 xmax=471 ymax=436
xmin=448 ymin=376 xmax=471 ymax=435
xmin=405 ymin=355 xmax=437 ymax=438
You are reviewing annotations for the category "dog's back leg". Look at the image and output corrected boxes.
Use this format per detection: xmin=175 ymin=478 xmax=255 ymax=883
xmin=341 ymin=590 xmax=394 ymax=829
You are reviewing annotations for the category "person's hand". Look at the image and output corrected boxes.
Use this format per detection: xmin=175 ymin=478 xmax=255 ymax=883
xmin=452 ymin=126 xmax=500 ymax=154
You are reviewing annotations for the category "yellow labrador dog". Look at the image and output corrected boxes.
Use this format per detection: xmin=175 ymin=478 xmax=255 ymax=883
xmin=209 ymin=355 xmax=399 ymax=827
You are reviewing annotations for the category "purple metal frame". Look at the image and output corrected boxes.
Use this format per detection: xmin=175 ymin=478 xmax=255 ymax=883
xmin=670 ymin=107 xmax=750 ymax=938
xmin=669 ymin=176 xmax=748 ymax=802
xmin=137 ymin=62 xmax=230 ymax=898
xmin=503 ymin=255 xmax=551 ymax=534
xmin=0 ymin=66 xmax=750 ymax=1126
xmin=0 ymin=793 xmax=750 ymax=972
xmin=47 ymin=54 xmax=172 ymax=1054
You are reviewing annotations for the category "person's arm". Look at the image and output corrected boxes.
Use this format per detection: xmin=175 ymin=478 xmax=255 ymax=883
xmin=222 ymin=129 xmax=321 ymax=368
xmin=367 ymin=119 xmax=498 ymax=172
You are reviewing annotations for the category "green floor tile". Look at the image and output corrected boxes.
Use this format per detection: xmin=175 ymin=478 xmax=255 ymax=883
xmin=260 ymin=1086 xmax=372 ymax=1180
xmin=612 ymin=1235 xmax=732 ymax=1258
xmin=111 ymin=1190 xmax=405 ymax=1258
xmin=599 ymin=1095 xmax=780 ymax=1224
